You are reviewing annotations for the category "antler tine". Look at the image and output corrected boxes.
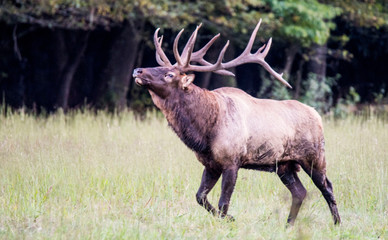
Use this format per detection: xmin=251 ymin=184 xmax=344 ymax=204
xmin=254 ymin=36 xmax=292 ymax=88
xmin=216 ymin=40 xmax=229 ymax=67
xmin=256 ymin=44 xmax=266 ymax=54
xmin=173 ymin=24 xmax=233 ymax=75
xmin=191 ymin=33 xmax=220 ymax=60
xmin=196 ymin=59 xmax=235 ymax=76
xmin=242 ymin=18 xmax=262 ymax=55
xmin=181 ymin=23 xmax=202 ymax=67
xmin=155 ymin=37 xmax=170 ymax=66
xmin=220 ymin=19 xmax=292 ymax=88
xmin=257 ymin=38 xmax=272 ymax=59
xmin=254 ymin=37 xmax=291 ymax=88
xmin=182 ymin=32 xmax=234 ymax=76
xmin=221 ymin=19 xmax=262 ymax=68
xmin=259 ymin=61 xmax=291 ymax=88
xmin=189 ymin=33 xmax=235 ymax=76
xmin=154 ymin=28 xmax=172 ymax=66
xmin=184 ymin=40 xmax=230 ymax=73
xmin=173 ymin=29 xmax=185 ymax=66
xmin=155 ymin=51 xmax=164 ymax=66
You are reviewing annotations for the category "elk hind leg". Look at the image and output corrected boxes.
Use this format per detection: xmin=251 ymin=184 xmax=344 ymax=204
xmin=301 ymin=162 xmax=341 ymax=225
xmin=277 ymin=162 xmax=307 ymax=226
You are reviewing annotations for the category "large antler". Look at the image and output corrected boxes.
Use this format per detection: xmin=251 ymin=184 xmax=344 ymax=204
xmin=154 ymin=19 xmax=292 ymax=88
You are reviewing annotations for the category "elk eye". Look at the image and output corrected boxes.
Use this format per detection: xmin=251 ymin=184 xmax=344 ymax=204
xmin=165 ymin=73 xmax=174 ymax=79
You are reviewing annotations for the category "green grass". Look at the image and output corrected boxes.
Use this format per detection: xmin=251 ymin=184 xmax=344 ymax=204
xmin=0 ymin=110 xmax=387 ymax=239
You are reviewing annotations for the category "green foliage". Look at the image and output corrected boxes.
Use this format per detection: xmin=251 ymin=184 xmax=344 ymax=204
xmin=0 ymin=0 xmax=359 ymax=49
xmin=201 ymin=0 xmax=271 ymax=34
xmin=348 ymin=86 xmax=361 ymax=104
xmin=0 ymin=0 xmax=135 ymax=29
xmin=257 ymin=76 xmax=292 ymax=100
xmin=265 ymin=0 xmax=340 ymax=46
xmin=184 ymin=0 xmax=340 ymax=48
xmin=142 ymin=1 xmax=208 ymax=30
xmin=373 ymin=87 xmax=387 ymax=104
xmin=323 ymin=0 xmax=388 ymax=29
xmin=0 ymin=0 xmax=384 ymax=49
xmin=300 ymin=73 xmax=338 ymax=113
xmin=258 ymin=73 xmax=340 ymax=114
xmin=0 ymin=0 xmax=200 ymax=29
xmin=333 ymin=87 xmax=361 ymax=119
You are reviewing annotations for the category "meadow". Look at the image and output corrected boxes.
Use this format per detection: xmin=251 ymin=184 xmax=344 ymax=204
xmin=0 ymin=110 xmax=387 ymax=239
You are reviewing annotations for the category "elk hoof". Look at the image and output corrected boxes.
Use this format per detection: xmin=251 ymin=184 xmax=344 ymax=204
xmin=224 ymin=214 xmax=235 ymax=222
xmin=219 ymin=213 xmax=235 ymax=222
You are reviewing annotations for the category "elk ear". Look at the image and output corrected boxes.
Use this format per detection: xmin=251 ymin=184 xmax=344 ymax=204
xmin=181 ymin=74 xmax=195 ymax=90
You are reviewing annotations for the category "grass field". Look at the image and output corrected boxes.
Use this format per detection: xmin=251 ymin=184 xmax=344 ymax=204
xmin=0 ymin=110 xmax=387 ymax=239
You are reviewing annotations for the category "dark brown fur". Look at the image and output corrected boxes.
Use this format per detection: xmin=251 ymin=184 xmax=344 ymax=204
xmin=133 ymin=67 xmax=341 ymax=225
xmin=163 ymin=86 xmax=218 ymax=153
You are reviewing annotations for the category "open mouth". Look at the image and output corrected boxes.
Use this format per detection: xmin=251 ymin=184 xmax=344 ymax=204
xmin=134 ymin=77 xmax=144 ymax=86
xmin=134 ymin=76 xmax=149 ymax=86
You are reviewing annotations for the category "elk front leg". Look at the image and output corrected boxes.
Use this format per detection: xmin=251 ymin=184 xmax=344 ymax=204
xmin=218 ymin=166 xmax=238 ymax=220
xmin=196 ymin=168 xmax=221 ymax=215
xmin=277 ymin=162 xmax=307 ymax=226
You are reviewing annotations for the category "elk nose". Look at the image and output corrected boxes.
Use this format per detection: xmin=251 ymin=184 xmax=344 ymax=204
xmin=133 ymin=68 xmax=143 ymax=77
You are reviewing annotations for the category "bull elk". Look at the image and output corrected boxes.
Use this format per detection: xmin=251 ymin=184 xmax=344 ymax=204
xmin=133 ymin=19 xmax=341 ymax=225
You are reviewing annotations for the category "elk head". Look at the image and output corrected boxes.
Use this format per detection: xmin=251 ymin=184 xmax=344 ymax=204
xmin=133 ymin=19 xmax=292 ymax=99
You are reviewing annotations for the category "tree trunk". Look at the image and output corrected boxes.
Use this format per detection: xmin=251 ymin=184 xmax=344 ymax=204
xmin=283 ymin=44 xmax=299 ymax=78
xmin=293 ymin=59 xmax=305 ymax=99
xmin=307 ymin=43 xmax=327 ymax=82
xmin=10 ymin=24 xmax=26 ymax=108
xmin=55 ymin=30 xmax=90 ymax=111
xmin=94 ymin=20 xmax=144 ymax=111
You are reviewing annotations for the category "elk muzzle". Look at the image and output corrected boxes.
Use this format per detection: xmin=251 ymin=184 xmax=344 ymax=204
xmin=133 ymin=68 xmax=146 ymax=86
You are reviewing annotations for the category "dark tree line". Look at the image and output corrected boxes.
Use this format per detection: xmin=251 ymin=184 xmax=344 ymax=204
xmin=0 ymin=0 xmax=387 ymax=114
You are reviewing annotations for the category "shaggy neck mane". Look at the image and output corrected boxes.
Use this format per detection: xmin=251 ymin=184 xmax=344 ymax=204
xmin=160 ymin=86 xmax=219 ymax=153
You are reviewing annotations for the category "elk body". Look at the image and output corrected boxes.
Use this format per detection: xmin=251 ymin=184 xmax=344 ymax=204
xmin=133 ymin=20 xmax=341 ymax=225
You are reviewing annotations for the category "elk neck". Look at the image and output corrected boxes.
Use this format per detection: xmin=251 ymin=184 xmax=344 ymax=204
xmin=154 ymin=85 xmax=219 ymax=153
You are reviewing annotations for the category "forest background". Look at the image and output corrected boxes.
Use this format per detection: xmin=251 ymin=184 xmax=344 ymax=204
xmin=0 ymin=0 xmax=388 ymax=115
xmin=1 ymin=1 xmax=388 ymax=238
